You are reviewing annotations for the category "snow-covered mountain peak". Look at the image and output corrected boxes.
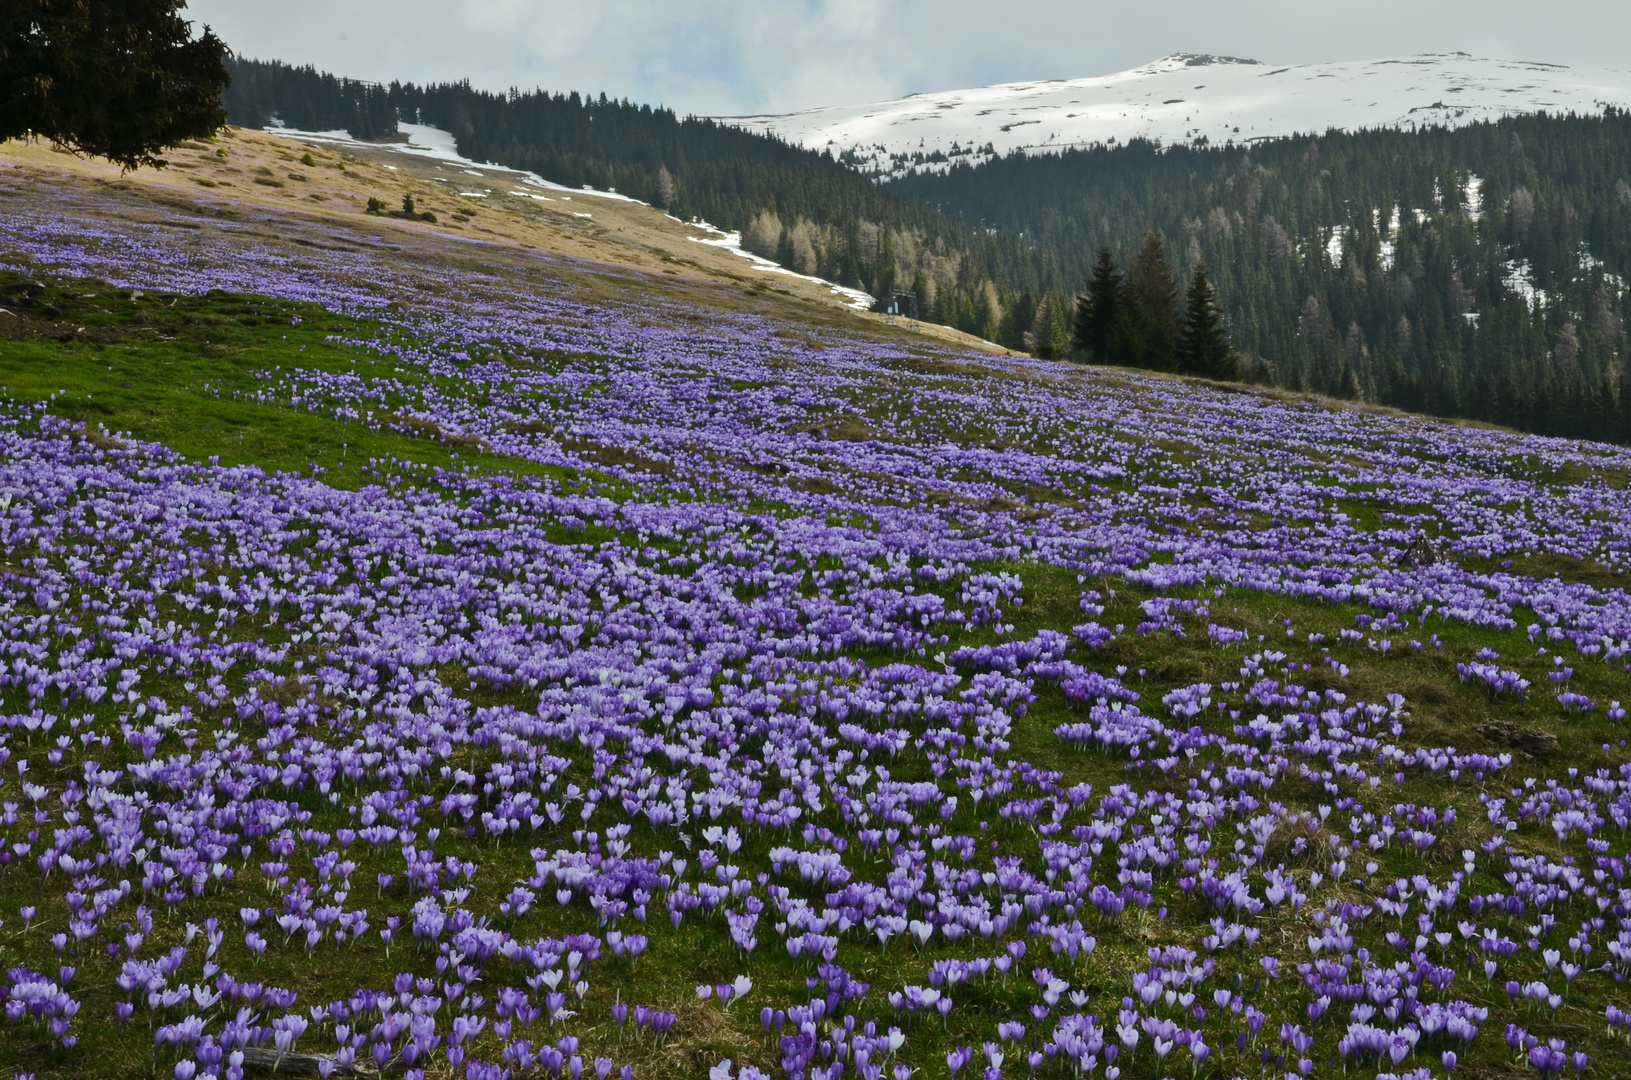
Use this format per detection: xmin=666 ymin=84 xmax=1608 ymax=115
xmin=1133 ymin=53 xmax=1265 ymax=74
xmin=725 ymin=53 xmax=1631 ymax=181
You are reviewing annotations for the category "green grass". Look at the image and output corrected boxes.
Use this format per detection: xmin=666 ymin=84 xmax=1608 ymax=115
xmin=6 ymin=558 xmax=1605 ymax=1080
xmin=2 ymin=272 xmax=1630 ymax=1079
xmin=0 ymin=272 xmax=597 ymax=490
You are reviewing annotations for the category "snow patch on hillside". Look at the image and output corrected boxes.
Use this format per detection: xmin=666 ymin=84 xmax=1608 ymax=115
xmin=686 ymin=224 xmax=876 ymax=310
xmin=1465 ymin=174 xmax=1485 ymax=222
xmin=1503 ymin=259 xmax=1548 ymax=310
xmin=1325 ymin=227 xmax=1347 ymax=269
xmin=267 ymin=121 xmax=640 ymax=202
xmin=265 ymin=123 xmax=879 ymax=311
xmin=725 ymin=53 xmax=1631 ymax=181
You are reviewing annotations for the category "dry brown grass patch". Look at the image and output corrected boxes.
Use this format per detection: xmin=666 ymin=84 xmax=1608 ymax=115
xmin=389 ymin=415 xmax=491 ymax=454
xmin=559 ymin=436 xmax=674 ymax=476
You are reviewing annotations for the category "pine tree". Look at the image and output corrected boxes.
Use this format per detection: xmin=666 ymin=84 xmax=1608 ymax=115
xmin=972 ymin=286 xmax=998 ymax=342
xmin=871 ymin=227 xmax=897 ymax=304
xmin=909 ymin=274 xmax=930 ymax=320
xmin=1124 ymin=231 xmax=1180 ymax=371
xmin=1072 ymin=248 xmax=1123 ymax=363
xmin=1002 ymin=292 xmax=1038 ymax=351
xmin=2 ymin=0 xmax=229 ymax=170
xmin=1027 ymin=294 xmax=1069 ymax=359
xmin=1176 ymin=264 xmax=1237 ymax=379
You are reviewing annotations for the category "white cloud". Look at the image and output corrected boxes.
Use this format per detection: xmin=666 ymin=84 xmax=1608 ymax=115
xmin=189 ymin=0 xmax=1631 ymax=116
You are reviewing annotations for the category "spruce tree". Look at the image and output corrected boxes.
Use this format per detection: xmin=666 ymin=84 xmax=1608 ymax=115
xmin=1072 ymin=248 xmax=1123 ymax=363
xmin=2 ymin=0 xmax=229 ymax=170
xmin=1027 ymin=295 xmax=1069 ymax=359
xmin=1176 ymin=264 xmax=1237 ymax=379
xmin=871 ymin=227 xmax=897 ymax=307
xmin=1124 ymin=231 xmax=1180 ymax=371
xmin=1002 ymin=292 xmax=1038 ymax=351
xmin=973 ymin=287 xmax=999 ymax=342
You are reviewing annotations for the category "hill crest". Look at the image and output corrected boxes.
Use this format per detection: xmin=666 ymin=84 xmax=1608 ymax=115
xmin=726 ymin=52 xmax=1631 ymax=179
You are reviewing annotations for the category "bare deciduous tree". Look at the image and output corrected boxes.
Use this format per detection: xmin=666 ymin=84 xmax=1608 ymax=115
xmin=1510 ymin=186 xmax=1535 ymax=237
xmin=654 ymin=165 xmax=674 ymax=211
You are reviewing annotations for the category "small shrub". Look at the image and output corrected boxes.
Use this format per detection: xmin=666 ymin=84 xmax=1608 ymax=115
xmin=366 ymin=197 xmax=386 ymax=215
xmin=402 ymin=195 xmax=415 ymax=216
xmin=300 ymin=152 xmax=315 ymax=167
xmin=420 ymin=211 xmax=437 ymax=223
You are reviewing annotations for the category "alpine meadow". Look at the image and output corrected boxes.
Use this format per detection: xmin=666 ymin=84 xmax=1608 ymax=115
xmin=4 ymin=12 xmax=1631 ymax=1080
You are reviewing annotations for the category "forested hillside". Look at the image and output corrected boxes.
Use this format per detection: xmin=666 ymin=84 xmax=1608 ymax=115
xmin=221 ymin=58 xmax=1631 ymax=443
xmin=899 ymin=113 xmax=1631 ymax=441
xmin=220 ymin=57 xmax=1016 ymax=315
xmin=222 ymin=58 xmax=400 ymax=139
xmin=13 ymin=120 xmax=1631 ymax=1080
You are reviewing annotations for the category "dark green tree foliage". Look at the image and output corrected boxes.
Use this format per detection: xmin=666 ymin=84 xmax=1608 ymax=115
xmin=897 ymin=112 xmax=1631 ymax=442
xmin=999 ymin=292 xmax=1037 ymax=351
xmin=1073 ymin=249 xmax=1123 ymax=363
xmin=1 ymin=0 xmax=228 ymax=169
xmin=1122 ymin=231 xmax=1181 ymax=371
xmin=220 ymin=58 xmax=397 ymax=140
xmin=220 ymin=56 xmax=1011 ymax=295
xmin=1026 ymin=294 xmax=1069 ymax=359
xmin=220 ymin=54 xmax=1631 ymax=442
xmin=1177 ymin=264 xmax=1237 ymax=379
xmin=1070 ymin=237 xmax=1234 ymax=376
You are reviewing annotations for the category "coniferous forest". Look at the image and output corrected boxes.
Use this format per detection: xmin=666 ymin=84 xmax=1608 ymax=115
xmin=220 ymin=58 xmax=1007 ymax=308
xmin=221 ymin=57 xmax=1631 ymax=444
xmin=899 ymin=114 xmax=1631 ymax=441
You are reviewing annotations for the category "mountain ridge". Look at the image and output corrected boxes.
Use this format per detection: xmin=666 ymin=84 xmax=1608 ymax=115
xmin=726 ymin=52 xmax=1631 ymax=180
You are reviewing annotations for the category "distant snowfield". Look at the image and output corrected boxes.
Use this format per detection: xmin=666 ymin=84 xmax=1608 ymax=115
xmin=724 ymin=52 xmax=1631 ymax=180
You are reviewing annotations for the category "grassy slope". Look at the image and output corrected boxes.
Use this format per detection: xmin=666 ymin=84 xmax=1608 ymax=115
xmin=0 ymin=128 xmax=1010 ymax=361
xmin=2 ymin=272 xmax=1629 ymax=1078
xmin=0 ymin=272 xmax=593 ymax=488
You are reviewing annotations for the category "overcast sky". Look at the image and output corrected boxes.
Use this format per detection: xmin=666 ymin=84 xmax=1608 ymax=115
xmin=190 ymin=0 xmax=1631 ymax=117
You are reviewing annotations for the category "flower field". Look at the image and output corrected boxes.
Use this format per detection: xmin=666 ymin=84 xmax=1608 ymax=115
xmin=3 ymin=168 xmax=1631 ymax=1080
